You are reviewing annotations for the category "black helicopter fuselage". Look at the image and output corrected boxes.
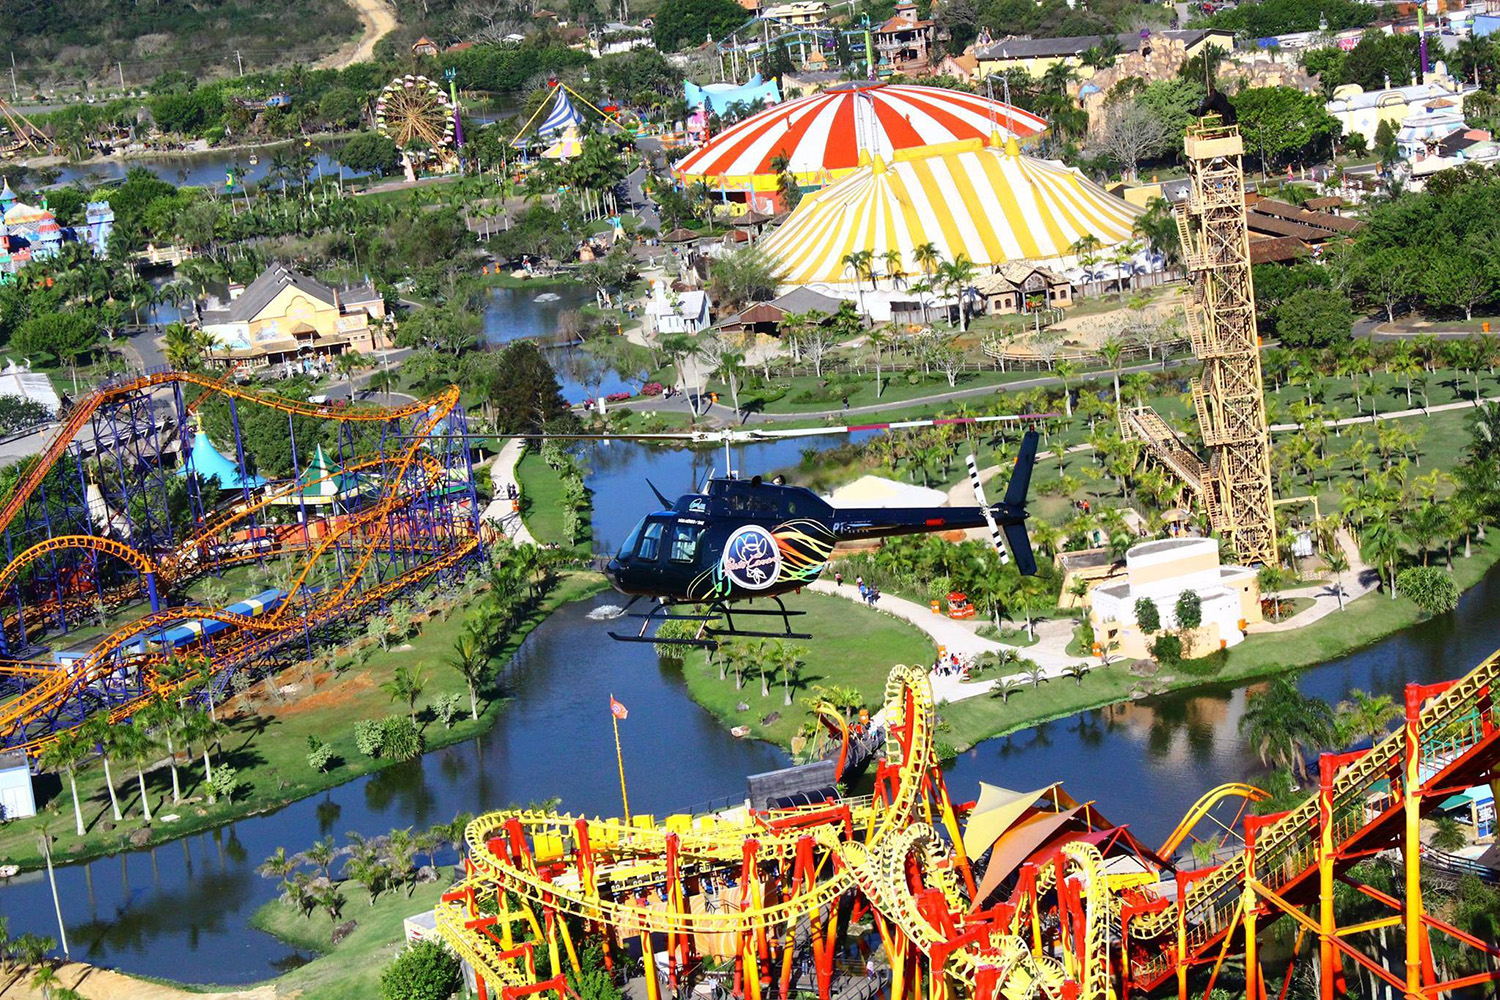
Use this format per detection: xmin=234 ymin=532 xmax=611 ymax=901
xmin=603 ymin=476 xmax=1027 ymax=603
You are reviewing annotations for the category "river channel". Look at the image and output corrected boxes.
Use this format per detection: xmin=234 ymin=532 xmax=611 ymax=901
xmin=0 ymin=432 xmax=1495 ymax=984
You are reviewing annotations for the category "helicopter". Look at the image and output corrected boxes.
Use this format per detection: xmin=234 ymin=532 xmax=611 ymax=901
xmin=584 ymin=417 xmax=1044 ymax=648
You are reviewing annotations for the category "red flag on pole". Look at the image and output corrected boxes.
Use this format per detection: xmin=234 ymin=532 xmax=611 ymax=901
xmin=610 ymin=696 xmax=628 ymax=720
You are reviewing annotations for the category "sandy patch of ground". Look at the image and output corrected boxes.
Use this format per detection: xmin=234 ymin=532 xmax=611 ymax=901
xmin=0 ymin=963 xmax=280 ymax=1000
xmin=270 ymin=670 xmax=375 ymax=717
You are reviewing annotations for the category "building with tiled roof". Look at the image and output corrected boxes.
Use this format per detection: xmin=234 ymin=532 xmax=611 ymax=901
xmin=199 ymin=263 xmax=390 ymax=368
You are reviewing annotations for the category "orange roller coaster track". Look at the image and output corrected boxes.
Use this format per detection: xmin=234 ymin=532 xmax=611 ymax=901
xmin=0 ymin=370 xmax=482 ymax=754
xmin=440 ymin=653 xmax=1500 ymax=1000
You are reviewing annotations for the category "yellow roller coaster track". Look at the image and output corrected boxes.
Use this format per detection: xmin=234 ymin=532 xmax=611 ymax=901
xmin=438 ymin=648 xmax=1500 ymax=1000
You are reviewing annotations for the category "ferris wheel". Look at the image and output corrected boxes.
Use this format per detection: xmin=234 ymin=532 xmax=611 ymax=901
xmin=375 ymin=74 xmax=455 ymax=155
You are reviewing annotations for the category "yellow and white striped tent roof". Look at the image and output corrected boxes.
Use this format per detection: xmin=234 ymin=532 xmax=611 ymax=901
xmin=761 ymin=135 xmax=1141 ymax=285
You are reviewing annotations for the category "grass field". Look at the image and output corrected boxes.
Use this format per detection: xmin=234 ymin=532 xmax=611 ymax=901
xmin=675 ymin=591 xmax=934 ymax=747
xmin=515 ymin=450 xmax=571 ymax=547
xmin=247 ymin=881 xmax=449 ymax=999
xmin=0 ymin=571 xmax=609 ymax=871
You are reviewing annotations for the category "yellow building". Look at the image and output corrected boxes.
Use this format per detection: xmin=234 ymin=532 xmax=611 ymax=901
xmin=1087 ymin=537 xmax=1261 ymax=661
xmin=974 ymin=28 xmax=1234 ymax=81
xmin=201 ymin=264 xmax=390 ymax=368
xmin=762 ymin=1 xmax=827 ymax=26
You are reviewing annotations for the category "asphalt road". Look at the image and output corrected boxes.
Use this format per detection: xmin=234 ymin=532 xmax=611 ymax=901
xmin=608 ymin=355 xmax=1192 ymax=426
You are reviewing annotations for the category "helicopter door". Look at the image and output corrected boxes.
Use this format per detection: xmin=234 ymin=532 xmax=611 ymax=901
xmin=668 ymin=521 xmax=704 ymax=563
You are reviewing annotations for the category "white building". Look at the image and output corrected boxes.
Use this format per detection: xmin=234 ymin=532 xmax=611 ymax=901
xmin=646 ymin=280 xmax=711 ymax=335
xmin=1088 ymin=537 xmax=1260 ymax=660
xmin=1324 ymin=64 xmax=1476 ymax=146
xmin=0 ymin=749 xmax=36 ymax=820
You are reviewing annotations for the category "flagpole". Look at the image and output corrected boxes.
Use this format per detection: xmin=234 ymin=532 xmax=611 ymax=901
xmin=611 ymin=693 xmax=632 ymax=823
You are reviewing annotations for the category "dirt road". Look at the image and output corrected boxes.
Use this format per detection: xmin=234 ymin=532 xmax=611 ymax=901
xmin=318 ymin=0 xmax=398 ymax=69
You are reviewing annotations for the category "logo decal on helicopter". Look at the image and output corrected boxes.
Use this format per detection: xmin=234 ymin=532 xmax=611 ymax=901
xmin=721 ymin=525 xmax=782 ymax=590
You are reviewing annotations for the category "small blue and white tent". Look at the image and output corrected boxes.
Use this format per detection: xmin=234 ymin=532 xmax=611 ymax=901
xmin=539 ymin=87 xmax=586 ymax=136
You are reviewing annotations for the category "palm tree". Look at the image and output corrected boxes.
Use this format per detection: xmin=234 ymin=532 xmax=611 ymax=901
xmin=29 ymin=965 xmax=59 ymax=1000
xmin=1359 ymin=519 xmax=1406 ymax=599
xmin=334 ymin=351 xmax=368 ymax=399
xmin=1062 ymin=662 xmax=1091 ymax=686
xmin=1054 ymin=359 xmax=1078 ymax=417
xmin=140 ymin=695 xmax=184 ymax=803
xmin=1099 ymin=336 xmax=1125 ymax=409
xmin=447 ymin=631 xmax=491 ymax=721
xmin=867 ymin=326 xmax=890 ymax=397
xmin=1238 ymin=676 xmax=1336 ymax=778
xmin=115 ymin=722 xmax=159 ymax=823
xmin=989 ymin=676 xmax=1024 ymax=703
xmin=382 ymin=664 xmax=427 ymax=724
xmin=38 ymin=729 xmax=90 ymax=838
xmin=911 ymin=241 xmax=942 ymax=281
xmin=880 ymin=249 xmax=904 ymax=291
xmin=778 ymin=642 xmax=807 ymax=706
xmin=183 ymin=710 xmax=227 ymax=803
xmin=82 ymin=714 xmax=122 ymax=822
xmin=306 ymin=836 xmax=337 ymax=881
xmin=841 ymin=249 xmax=874 ymax=315
xmin=259 ymin=846 xmax=297 ymax=881
xmin=1325 ymin=549 xmax=1350 ymax=611
xmin=938 ymin=255 xmax=978 ymax=331
xmin=1335 ymin=689 xmax=1400 ymax=746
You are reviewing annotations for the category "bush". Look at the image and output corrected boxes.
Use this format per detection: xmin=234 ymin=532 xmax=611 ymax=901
xmin=306 ymin=735 xmax=334 ymax=772
xmin=380 ymin=940 xmax=462 ymax=1000
xmin=1397 ymin=566 xmax=1460 ymax=615
xmin=209 ymin=765 xmax=239 ymax=802
xmin=1150 ymin=633 xmax=1183 ymax=666
xmin=1134 ymin=597 xmax=1160 ymax=633
xmin=1175 ymin=590 xmax=1203 ymax=631
xmin=354 ymin=718 xmax=385 ymax=758
xmin=380 ymin=715 xmax=425 ymax=761
xmin=653 ymin=618 xmax=701 ymax=657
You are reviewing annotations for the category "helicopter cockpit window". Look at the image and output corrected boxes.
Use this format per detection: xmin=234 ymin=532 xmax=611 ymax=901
xmin=636 ymin=520 xmax=665 ymax=562
xmin=669 ymin=523 xmax=703 ymax=563
xmin=617 ymin=522 xmax=644 ymax=560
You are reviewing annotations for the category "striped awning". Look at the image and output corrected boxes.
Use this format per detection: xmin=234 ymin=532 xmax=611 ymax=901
xmin=672 ymin=81 xmax=1047 ymax=194
xmin=760 ymin=136 xmax=1141 ymax=285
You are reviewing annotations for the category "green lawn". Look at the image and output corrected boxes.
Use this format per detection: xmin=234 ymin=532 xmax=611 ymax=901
xmin=2 ymin=571 xmax=609 ymax=871
xmin=515 ymin=450 xmax=572 ymax=547
xmin=675 ymin=590 xmax=934 ymax=747
xmin=247 ymin=880 xmax=449 ymax=1000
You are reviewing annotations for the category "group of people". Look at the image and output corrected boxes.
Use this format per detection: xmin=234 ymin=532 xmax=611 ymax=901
xmin=834 ymin=572 xmax=882 ymax=608
xmin=932 ymin=651 xmax=974 ymax=680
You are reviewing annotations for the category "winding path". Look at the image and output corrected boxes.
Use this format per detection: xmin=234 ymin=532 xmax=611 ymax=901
xmin=808 ymin=580 xmax=1095 ymax=706
xmin=481 ymin=438 xmax=537 ymax=546
xmin=319 ymin=0 xmax=398 ymax=70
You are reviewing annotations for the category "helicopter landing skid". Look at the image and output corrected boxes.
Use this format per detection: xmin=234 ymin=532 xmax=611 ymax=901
xmin=608 ymin=597 xmax=810 ymax=649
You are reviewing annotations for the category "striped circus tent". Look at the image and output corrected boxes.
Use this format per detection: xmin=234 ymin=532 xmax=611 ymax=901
xmin=539 ymin=86 xmax=585 ymax=136
xmin=672 ymin=81 xmax=1046 ymax=206
xmin=760 ymin=136 xmax=1141 ymax=287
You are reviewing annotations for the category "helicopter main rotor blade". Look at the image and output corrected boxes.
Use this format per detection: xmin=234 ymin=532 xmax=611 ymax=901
xmin=407 ymin=412 xmax=1054 ymax=446
xmin=720 ymin=412 xmax=1054 ymax=443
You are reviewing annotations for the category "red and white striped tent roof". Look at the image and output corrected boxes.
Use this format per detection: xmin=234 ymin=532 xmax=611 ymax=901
xmin=672 ymin=82 xmax=1047 ymax=196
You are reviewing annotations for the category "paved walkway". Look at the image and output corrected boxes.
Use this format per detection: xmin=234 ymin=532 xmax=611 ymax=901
xmin=1247 ymin=529 xmax=1381 ymax=633
xmin=481 ymin=438 xmax=536 ymax=546
xmin=809 ymin=580 xmax=1096 ymax=706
